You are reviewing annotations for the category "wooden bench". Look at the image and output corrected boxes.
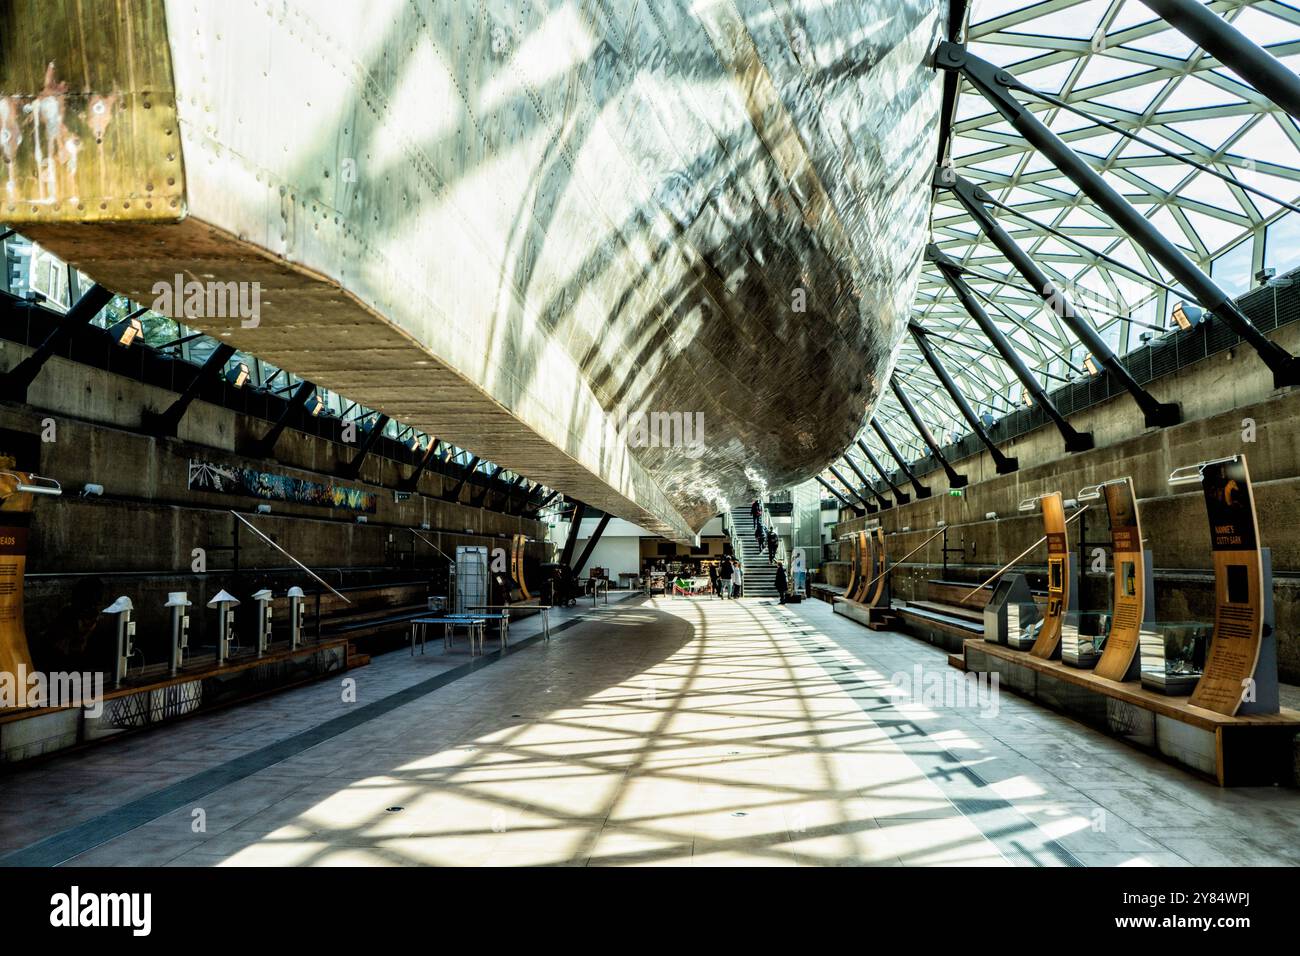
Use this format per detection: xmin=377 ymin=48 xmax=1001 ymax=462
xmin=811 ymin=583 xmax=845 ymax=603
xmin=961 ymin=639 xmax=1300 ymax=786
xmin=0 ymin=636 xmax=356 ymax=765
xmin=891 ymin=579 xmax=1048 ymax=652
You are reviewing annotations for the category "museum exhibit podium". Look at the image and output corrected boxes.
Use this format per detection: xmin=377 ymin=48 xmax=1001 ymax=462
xmin=1167 ymin=455 xmax=1279 ymax=716
xmin=983 ymin=573 xmax=1038 ymax=646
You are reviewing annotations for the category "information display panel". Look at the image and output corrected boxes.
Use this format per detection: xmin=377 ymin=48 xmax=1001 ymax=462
xmin=851 ymin=531 xmax=872 ymax=603
xmin=0 ymin=475 xmax=36 ymax=697
xmin=1094 ymin=478 xmax=1146 ymax=682
xmin=866 ymin=527 xmax=888 ymax=608
xmin=841 ymin=534 xmax=860 ymax=601
xmin=511 ymin=533 xmax=531 ymax=600
xmin=1030 ymin=492 xmax=1069 ymax=660
xmin=1189 ymin=457 xmax=1266 ymax=716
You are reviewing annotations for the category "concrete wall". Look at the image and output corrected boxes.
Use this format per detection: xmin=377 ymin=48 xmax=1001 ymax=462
xmin=0 ymin=349 xmax=550 ymax=669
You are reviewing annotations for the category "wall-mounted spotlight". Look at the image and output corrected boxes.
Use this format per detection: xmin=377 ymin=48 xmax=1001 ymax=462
xmin=1171 ymin=301 xmax=1204 ymax=331
xmin=1083 ymin=355 xmax=1100 ymax=376
xmin=355 ymin=515 xmax=368 ymax=524
xmin=307 ymin=393 xmax=325 ymax=416
xmin=256 ymin=503 xmax=272 ymax=514
xmin=1255 ymin=267 xmax=1276 ymax=287
xmin=108 ymin=312 xmax=145 ymax=347
xmin=225 ymin=362 xmax=251 ymax=389
xmin=81 ymin=483 xmax=104 ymax=498
xmin=984 ymin=512 xmax=997 ymax=520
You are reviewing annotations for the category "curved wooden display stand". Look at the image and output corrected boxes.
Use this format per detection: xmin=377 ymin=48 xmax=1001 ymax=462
xmin=850 ymin=530 xmax=872 ymax=603
xmin=842 ymin=534 xmax=860 ymax=601
xmin=1094 ymin=478 xmax=1146 ymax=682
xmin=1029 ymin=492 xmax=1069 ymax=660
xmin=865 ymin=527 xmax=887 ymax=608
xmin=1190 ymin=457 xmax=1267 ymax=717
xmin=0 ymin=473 xmax=36 ymax=704
xmin=511 ymin=533 xmax=531 ymax=601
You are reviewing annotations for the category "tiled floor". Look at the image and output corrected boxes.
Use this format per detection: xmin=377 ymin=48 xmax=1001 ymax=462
xmin=2 ymin=594 xmax=1298 ymax=866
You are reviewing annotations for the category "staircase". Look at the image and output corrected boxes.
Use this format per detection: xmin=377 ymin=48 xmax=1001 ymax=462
xmin=729 ymin=507 xmax=780 ymax=597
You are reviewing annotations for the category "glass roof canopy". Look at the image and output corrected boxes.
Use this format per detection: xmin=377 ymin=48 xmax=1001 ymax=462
xmin=844 ymin=0 xmax=1300 ymax=479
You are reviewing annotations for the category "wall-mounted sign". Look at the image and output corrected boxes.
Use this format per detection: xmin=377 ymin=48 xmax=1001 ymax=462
xmin=188 ymin=459 xmax=377 ymax=514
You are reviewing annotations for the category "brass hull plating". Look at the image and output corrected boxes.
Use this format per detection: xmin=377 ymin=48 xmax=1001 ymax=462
xmin=2 ymin=1 xmax=944 ymax=540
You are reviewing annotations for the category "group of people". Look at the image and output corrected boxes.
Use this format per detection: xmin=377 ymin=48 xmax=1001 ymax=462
xmin=750 ymin=500 xmax=780 ymax=565
xmin=709 ymin=555 xmax=744 ymax=599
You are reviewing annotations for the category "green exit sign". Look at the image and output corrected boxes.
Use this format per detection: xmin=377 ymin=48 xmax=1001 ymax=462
xmin=948 ymin=489 xmax=964 ymax=497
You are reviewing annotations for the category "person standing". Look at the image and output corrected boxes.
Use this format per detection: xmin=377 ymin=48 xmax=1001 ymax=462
xmin=732 ymin=558 xmax=743 ymax=599
xmin=792 ymin=548 xmax=807 ymax=598
xmin=708 ymin=561 xmax=720 ymax=599
xmin=719 ymin=556 xmax=733 ymax=600
xmin=754 ymin=520 xmax=765 ymax=555
xmin=775 ymin=561 xmax=788 ymax=604
xmin=767 ymin=528 xmax=778 ymax=565
xmin=750 ymin=499 xmax=761 ymax=526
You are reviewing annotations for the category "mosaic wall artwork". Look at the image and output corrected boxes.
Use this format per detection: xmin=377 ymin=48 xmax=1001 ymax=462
xmin=187 ymin=459 xmax=376 ymax=514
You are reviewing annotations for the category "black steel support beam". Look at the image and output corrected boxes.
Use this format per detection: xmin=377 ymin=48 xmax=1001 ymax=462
xmin=509 ymin=481 xmax=539 ymax=515
xmin=338 ymin=414 xmax=389 ymax=479
xmin=827 ymin=464 xmax=876 ymax=514
xmin=815 ymin=475 xmax=862 ymax=517
xmin=398 ymin=437 xmax=441 ymax=492
xmin=500 ymin=473 xmax=528 ymax=512
xmin=840 ymin=456 xmax=885 ymax=512
xmin=909 ymin=321 xmax=1019 ymax=474
xmin=1137 ymin=0 xmax=1300 ymax=123
xmin=944 ymin=174 xmax=1182 ymax=428
xmin=936 ymin=41 xmax=1298 ymax=390
xmin=890 ymin=379 xmax=968 ymax=488
xmin=0 ymin=283 xmax=113 ymax=402
xmin=559 ymin=501 xmax=586 ymax=569
xmin=444 ymin=455 xmax=479 ymax=503
xmin=870 ymin=418 xmax=932 ymax=498
xmin=855 ymin=441 xmax=909 ymax=505
xmin=143 ymin=343 xmax=237 ymax=437
xmin=249 ymin=381 xmax=316 ymax=458
xmin=572 ymin=514 xmax=611 ymax=576
xmin=928 ymin=244 xmax=1094 ymax=452
xmin=471 ymin=465 xmax=504 ymax=508
xmin=526 ymin=488 xmax=560 ymax=517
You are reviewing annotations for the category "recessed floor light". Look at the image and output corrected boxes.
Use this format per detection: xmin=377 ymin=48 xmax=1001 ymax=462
xmin=386 ymin=806 xmax=404 ymax=812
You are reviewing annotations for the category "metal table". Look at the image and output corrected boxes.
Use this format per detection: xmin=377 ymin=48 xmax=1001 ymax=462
xmin=410 ymin=615 xmax=487 ymax=657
